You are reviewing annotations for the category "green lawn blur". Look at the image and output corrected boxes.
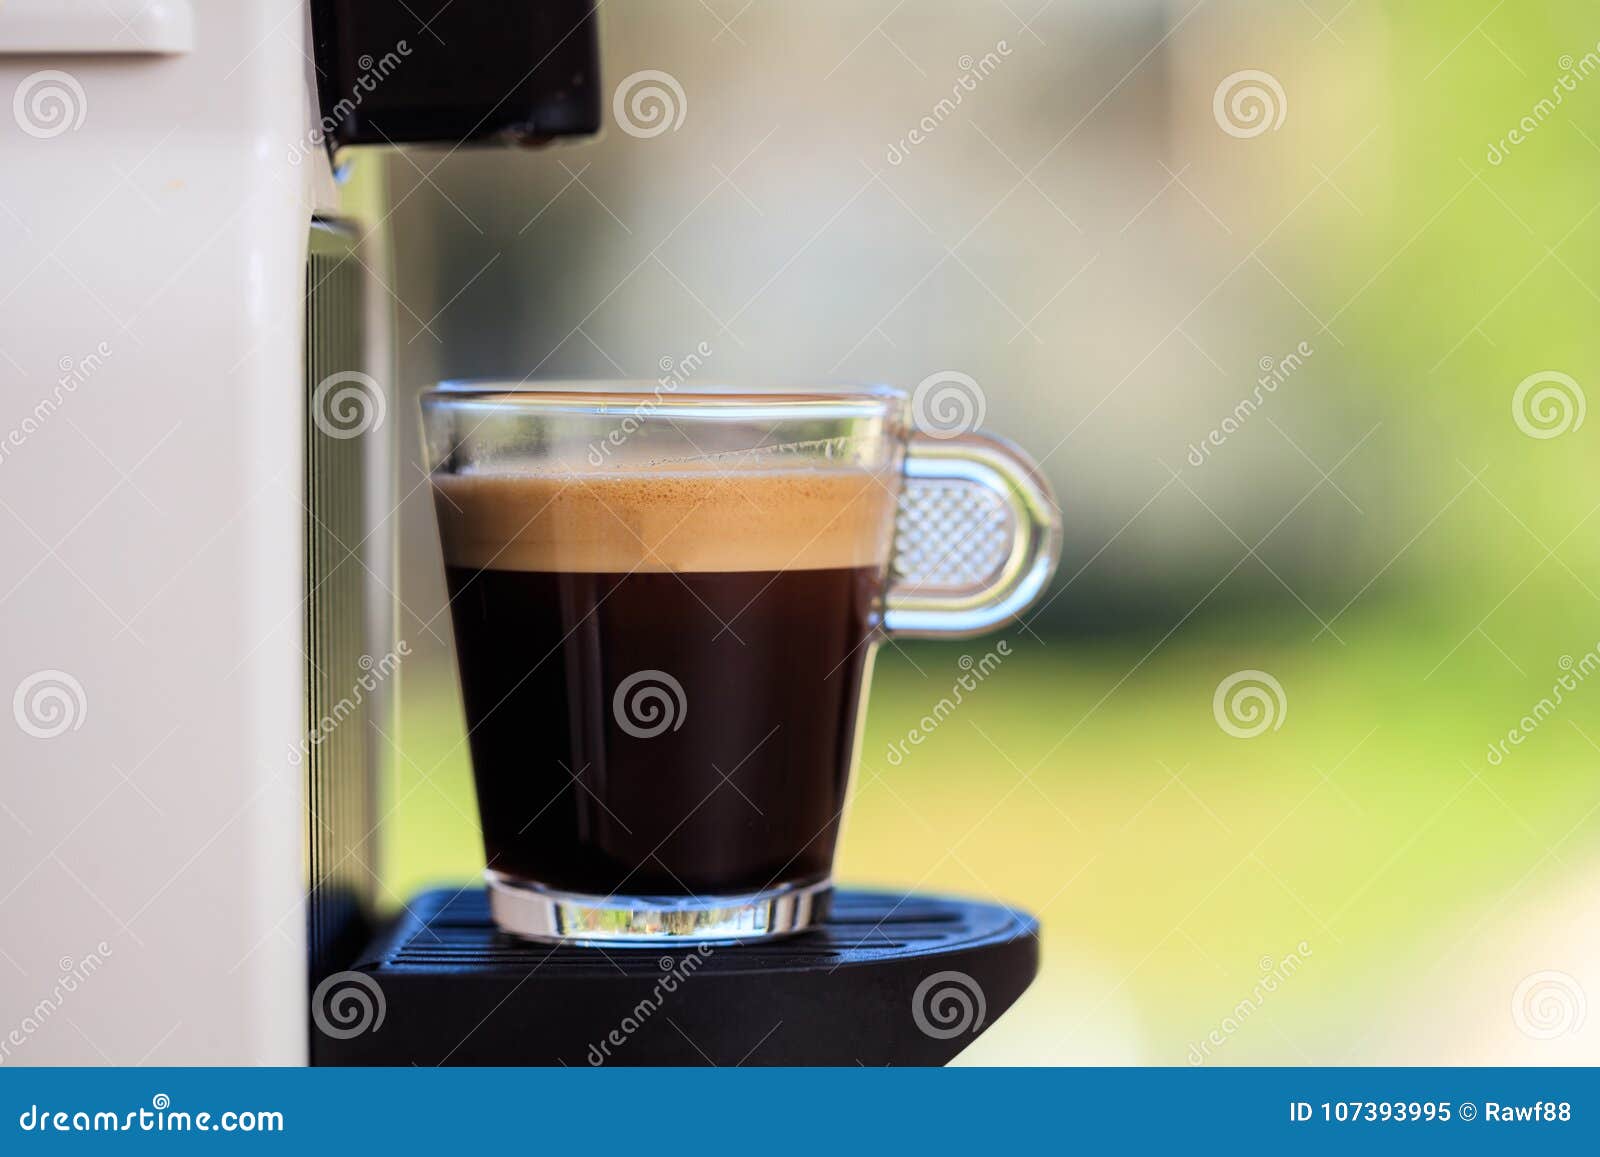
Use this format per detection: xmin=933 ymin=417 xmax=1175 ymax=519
xmin=386 ymin=600 xmax=1600 ymax=1064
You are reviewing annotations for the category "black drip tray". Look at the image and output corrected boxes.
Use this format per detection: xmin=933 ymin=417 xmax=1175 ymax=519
xmin=313 ymin=888 xmax=1038 ymax=1066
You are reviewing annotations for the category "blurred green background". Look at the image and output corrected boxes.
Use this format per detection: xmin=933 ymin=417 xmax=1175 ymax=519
xmin=372 ymin=1 xmax=1600 ymax=1063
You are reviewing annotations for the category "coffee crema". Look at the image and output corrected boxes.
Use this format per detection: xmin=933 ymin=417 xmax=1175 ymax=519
xmin=432 ymin=468 xmax=897 ymax=573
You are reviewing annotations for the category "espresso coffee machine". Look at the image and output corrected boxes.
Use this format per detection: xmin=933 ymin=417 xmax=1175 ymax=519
xmin=0 ymin=0 xmax=1036 ymax=1065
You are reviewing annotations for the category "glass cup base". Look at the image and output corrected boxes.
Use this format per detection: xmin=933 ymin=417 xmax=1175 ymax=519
xmin=484 ymin=870 xmax=832 ymax=945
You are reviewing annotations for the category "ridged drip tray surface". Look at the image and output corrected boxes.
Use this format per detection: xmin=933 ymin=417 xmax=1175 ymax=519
xmin=314 ymin=888 xmax=1038 ymax=1066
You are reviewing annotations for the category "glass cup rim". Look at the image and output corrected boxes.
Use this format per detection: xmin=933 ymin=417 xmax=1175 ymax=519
xmin=423 ymin=379 xmax=906 ymax=419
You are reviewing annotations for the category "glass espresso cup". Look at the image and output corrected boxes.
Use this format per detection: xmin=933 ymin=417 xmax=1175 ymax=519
xmin=421 ymin=383 xmax=1060 ymax=943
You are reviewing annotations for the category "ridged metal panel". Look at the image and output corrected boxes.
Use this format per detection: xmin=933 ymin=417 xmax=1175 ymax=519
xmin=304 ymin=222 xmax=377 ymax=986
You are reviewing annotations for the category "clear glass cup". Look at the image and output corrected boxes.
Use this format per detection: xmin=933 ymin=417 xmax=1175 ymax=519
xmin=421 ymin=382 xmax=1060 ymax=943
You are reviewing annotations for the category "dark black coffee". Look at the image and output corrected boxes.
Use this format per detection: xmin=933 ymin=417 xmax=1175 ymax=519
xmin=443 ymin=564 xmax=879 ymax=896
xmin=431 ymin=468 xmax=897 ymax=900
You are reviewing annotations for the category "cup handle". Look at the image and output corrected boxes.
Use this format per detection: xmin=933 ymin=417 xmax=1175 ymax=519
xmin=883 ymin=431 xmax=1063 ymax=639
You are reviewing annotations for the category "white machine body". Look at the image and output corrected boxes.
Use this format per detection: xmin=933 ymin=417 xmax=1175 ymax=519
xmin=0 ymin=0 xmax=389 ymax=1065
